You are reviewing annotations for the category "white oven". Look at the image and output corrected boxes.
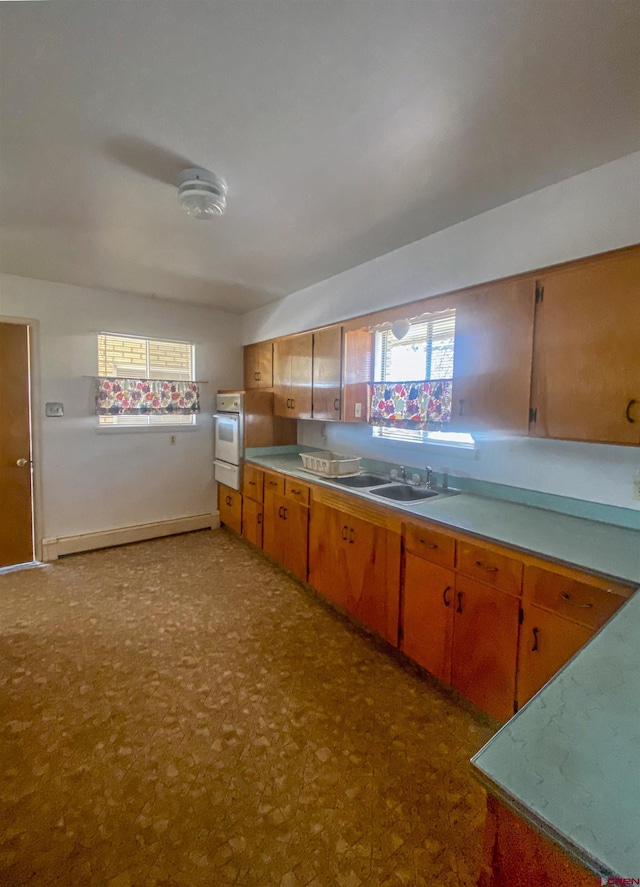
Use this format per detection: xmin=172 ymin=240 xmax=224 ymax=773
xmin=214 ymin=392 xmax=243 ymax=490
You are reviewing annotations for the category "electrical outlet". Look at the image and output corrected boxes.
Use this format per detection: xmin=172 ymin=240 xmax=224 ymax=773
xmin=45 ymin=402 xmax=64 ymax=417
xmin=170 ymin=435 xmax=177 ymax=446
xmin=354 ymin=402 xmax=362 ymax=418
xmin=633 ymin=471 xmax=640 ymax=501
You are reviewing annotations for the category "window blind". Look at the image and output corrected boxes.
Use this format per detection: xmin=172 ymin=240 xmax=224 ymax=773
xmin=375 ymin=311 xmax=455 ymax=382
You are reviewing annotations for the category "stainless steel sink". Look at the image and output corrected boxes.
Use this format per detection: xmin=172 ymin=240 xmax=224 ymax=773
xmin=332 ymin=474 xmax=391 ymax=488
xmin=371 ymin=485 xmax=440 ymax=502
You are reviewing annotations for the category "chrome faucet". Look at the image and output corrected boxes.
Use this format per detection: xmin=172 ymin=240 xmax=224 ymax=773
xmin=425 ymin=466 xmax=433 ymax=490
xmin=398 ymin=465 xmax=406 ymax=481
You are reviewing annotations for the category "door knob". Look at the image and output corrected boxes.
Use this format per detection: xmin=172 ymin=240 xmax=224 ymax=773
xmin=16 ymin=458 xmax=29 ymax=467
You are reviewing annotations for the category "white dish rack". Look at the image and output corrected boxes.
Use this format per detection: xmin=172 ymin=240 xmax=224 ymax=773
xmin=299 ymin=451 xmax=361 ymax=478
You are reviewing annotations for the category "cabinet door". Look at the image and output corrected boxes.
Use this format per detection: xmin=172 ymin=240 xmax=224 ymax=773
xmin=451 ymin=576 xmax=520 ymax=721
xmin=282 ymin=498 xmax=309 ymax=583
xmin=218 ymin=484 xmax=242 ymax=535
xmin=263 ymin=490 xmax=308 ymax=582
xmin=342 ymin=329 xmax=372 ymax=423
xmin=341 ymin=515 xmax=401 ymax=645
xmin=289 ymin=332 xmax=313 ymax=419
xmin=402 ymin=554 xmax=455 ymax=684
xmin=308 ymin=500 xmax=349 ymax=609
xmin=516 ymin=606 xmax=593 ymax=708
xmin=530 ymin=249 xmax=640 ymax=444
xmin=244 ymin=342 xmax=273 ymax=389
xmin=273 ymin=338 xmax=292 ymax=418
xmin=263 ymin=490 xmax=287 ymax=566
xmin=449 ymin=278 xmax=536 ymax=433
xmin=312 ymin=326 xmax=342 ymax=420
xmin=242 ymin=498 xmax=263 ymax=549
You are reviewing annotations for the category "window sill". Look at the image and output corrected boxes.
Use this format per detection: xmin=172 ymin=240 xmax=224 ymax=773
xmin=95 ymin=424 xmax=200 ymax=435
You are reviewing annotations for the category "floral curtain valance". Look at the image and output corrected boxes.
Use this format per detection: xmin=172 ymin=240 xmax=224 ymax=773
xmin=95 ymin=377 xmax=200 ymax=415
xmin=370 ymin=380 xmax=453 ymax=429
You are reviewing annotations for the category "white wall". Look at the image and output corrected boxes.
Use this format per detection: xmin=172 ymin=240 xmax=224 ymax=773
xmin=299 ymin=422 xmax=640 ymax=513
xmin=0 ymin=274 xmax=243 ymax=547
xmin=243 ymin=151 xmax=640 ymax=342
xmin=244 ymin=153 xmax=640 ymax=513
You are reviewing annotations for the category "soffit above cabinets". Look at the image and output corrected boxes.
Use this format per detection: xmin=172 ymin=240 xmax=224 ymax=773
xmin=1 ymin=1 xmax=639 ymax=313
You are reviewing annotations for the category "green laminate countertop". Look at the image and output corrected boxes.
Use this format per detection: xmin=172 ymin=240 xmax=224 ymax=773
xmin=244 ymin=451 xmax=640 ymax=585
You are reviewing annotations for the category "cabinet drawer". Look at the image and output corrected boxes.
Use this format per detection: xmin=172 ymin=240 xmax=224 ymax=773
xmin=404 ymin=522 xmax=455 ymax=568
xmin=285 ymin=478 xmax=310 ymax=507
xmin=524 ymin=565 xmax=630 ymax=630
xmin=457 ymin=542 xmax=523 ymax=596
xmin=243 ymin=464 xmax=264 ymax=503
xmin=263 ymin=471 xmax=285 ymax=497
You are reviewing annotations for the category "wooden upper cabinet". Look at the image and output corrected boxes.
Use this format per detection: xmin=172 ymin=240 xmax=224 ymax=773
xmin=244 ymin=341 xmax=273 ymax=389
xmin=530 ymin=247 xmax=640 ymax=445
xmin=312 ymin=326 xmax=343 ymax=420
xmin=448 ymin=277 xmax=536 ymax=434
xmin=342 ymin=329 xmax=373 ymax=423
xmin=273 ymin=333 xmax=313 ymax=419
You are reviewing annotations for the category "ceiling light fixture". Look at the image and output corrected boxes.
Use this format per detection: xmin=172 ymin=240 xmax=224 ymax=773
xmin=177 ymin=168 xmax=227 ymax=219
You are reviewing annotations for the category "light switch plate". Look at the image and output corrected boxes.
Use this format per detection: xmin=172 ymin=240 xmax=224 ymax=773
xmin=354 ymin=402 xmax=362 ymax=418
xmin=45 ymin=402 xmax=64 ymax=417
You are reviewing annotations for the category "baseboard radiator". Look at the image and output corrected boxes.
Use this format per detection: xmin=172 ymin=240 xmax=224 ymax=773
xmin=42 ymin=512 xmax=221 ymax=561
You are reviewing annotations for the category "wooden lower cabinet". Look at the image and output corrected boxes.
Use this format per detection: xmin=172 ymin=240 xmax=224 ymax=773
xmin=478 ymin=796 xmax=596 ymax=887
xmin=308 ymin=500 xmax=401 ymax=645
xmin=516 ymin=607 xmax=593 ymax=708
xmin=218 ymin=484 xmax=242 ymax=535
xmin=402 ymin=553 xmax=454 ymax=683
xmin=263 ymin=490 xmax=309 ymax=582
xmin=242 ymin=497 xmax=264 ymax=548
xmin=451 ymin=575 xmax=521 ymax=721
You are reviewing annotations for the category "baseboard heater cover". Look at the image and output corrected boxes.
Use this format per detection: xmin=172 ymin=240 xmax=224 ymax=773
xmin=42 ymin=512 xmax=221 ymax=561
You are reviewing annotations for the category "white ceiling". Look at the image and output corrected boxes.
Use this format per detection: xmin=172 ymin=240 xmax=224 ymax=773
xmin=1 ymin=1 xmax=638 ymax=314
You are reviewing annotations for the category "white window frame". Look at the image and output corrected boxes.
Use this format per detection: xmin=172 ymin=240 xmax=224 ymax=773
xmin=372 ymin=311 xmax=475 ymax=449
xmin=97 ymin=332 xmax=197 ymax=430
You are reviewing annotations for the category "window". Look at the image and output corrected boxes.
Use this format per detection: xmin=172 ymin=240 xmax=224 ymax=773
xmin=372 ymin=310 xmax=474 ymax=447
xmin=97 ymin=333 xmax=196 ymax=427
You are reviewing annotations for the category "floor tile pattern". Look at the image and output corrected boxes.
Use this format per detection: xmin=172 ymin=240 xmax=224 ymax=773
xmin=0 ymin=530 xmax=493 ymax=886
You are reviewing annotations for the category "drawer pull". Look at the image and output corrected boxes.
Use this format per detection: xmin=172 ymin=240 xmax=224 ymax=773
xmin=531 ymin=627 xmax=539 ymax=652
xmin=456 ymin=591 xmax=464 ymax=613
xmin=443 ymin=586 xmax=452 ymax=607
xmin=560 ymin=593 xmax=593 ymax=608
xmin=290 ymin=488 xmax=300 ymax=495
xmin=268 ymin=480 xmax=278 ymax=487
xmin=249 ymin=481 xmax=256 ymax=486
xmin=475 ymin=560 xmax=498 ymax=573
xmin=419 ymin=539 xmax=438 ymax=549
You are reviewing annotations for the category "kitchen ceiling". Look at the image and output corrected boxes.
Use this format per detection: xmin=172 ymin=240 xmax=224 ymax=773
xmin=0 ymin=1 xmax=638 ymax=314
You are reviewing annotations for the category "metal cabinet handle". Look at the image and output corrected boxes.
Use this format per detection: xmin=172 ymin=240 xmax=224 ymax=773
xmin=286 ymin=398 xmax=292 ymax=408
xmin=278 ymin=506 xmax=284 ymax=518
xmin=290 ymin=488 xmax=300 ymax=495
xmin=291 ymin=398 xmax=295 ymax=409
xmin=626 ymin=399 xmax=637 ymax=424
xmin=475 ymin=560 xmax=498 ymax=573
xmin=341 ymin=525 xmax=348 ymax=541
xmin=442 ymin=586 xmax=452 ymax=607
xmin=16 ymin=458 xmax=29 ymax=467
xmin=419 ymin=539 xmax=437 ymax=549
xmin=226 ymin=495 xmax=232 ymax=507
xmin=254 ymin=372 xmax=259 ymax=381
xmin=248 ymin=481 xmax=256 ymax=486
xmin=531 ymin=627 xmax=539 ymax=652
xmin=256 ymin=372 xmax=261 ymax=381
xmin=560 ymin=592 xmax=593 ymax=608
xmin=456 ymin=592 xmax=463 ymax=613
xmin=257 ymin=513 xmax=262 ymax=525
xmin=349 ymin=528 xmax=355 ymax=544
xmin=334 ymin=398 xmax=340 ymax=411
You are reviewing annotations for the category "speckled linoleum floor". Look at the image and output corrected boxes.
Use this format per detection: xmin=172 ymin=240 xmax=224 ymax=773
xmin=0 ymin=529 xmax=494 ymax=887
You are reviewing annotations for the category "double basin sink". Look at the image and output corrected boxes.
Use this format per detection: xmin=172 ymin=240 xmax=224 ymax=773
xmin=329 ymin=473 xmax=448 ymax=503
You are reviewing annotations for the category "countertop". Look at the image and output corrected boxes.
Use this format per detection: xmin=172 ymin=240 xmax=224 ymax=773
xmin=245 ymin=451 xmax=640 ymax=585
xmin=245 ymin=448 xmax=640 ymax=877
xmin=472 ymin=589 xmax=640 ymax=878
